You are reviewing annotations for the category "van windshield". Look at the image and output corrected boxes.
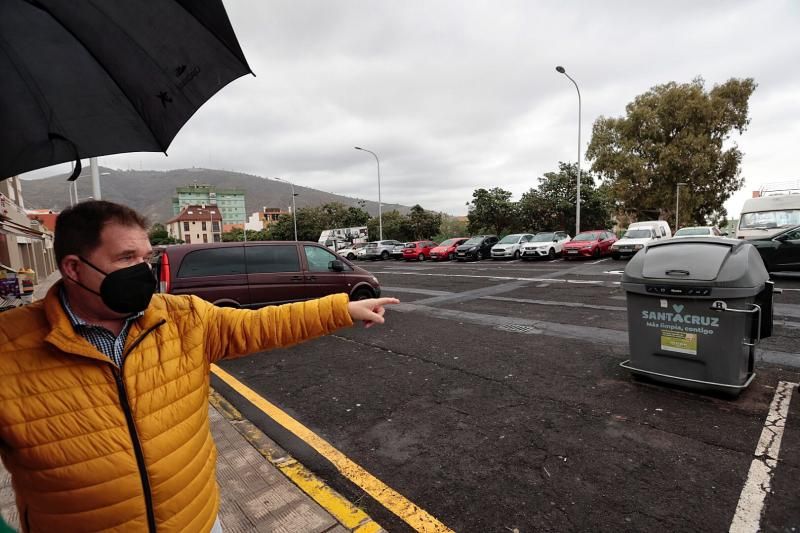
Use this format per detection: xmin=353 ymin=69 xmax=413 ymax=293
xmin=674 ymin=228 xmax=711 ymax=236
xmin=740 ymin=209 xmax=800 ymax=229
xmin=623 ymin=229 xmax=653 ymax=239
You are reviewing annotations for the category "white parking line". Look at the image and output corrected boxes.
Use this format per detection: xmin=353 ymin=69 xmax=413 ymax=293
xmin=370 ymin=271 xmax=569 ymax=283
xmin=729 ymin=381 xmax=798 ymax=533
xmin=370 ymin=270 xmax=615 ymax=287
xmin=588 ymin=258 xmax=609 ymax=265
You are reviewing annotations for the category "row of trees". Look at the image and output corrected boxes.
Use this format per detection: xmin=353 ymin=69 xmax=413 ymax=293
xmin=467 ymin=162 xmax=614 ymax=236
xmin=150 ymin=76 xmax=757 ymax=244
xmin=166 ymin=202 xmax=449 ymax=244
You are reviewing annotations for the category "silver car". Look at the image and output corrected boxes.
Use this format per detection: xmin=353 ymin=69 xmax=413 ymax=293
xmin=363 ymin=240 xmax=403 ymax=260
xmin=490 ymin=233 xmax=534 ymax=259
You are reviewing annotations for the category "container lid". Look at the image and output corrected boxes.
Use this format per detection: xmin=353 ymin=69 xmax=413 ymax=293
xmin=622 ymin=237 xmax=769 ymax=288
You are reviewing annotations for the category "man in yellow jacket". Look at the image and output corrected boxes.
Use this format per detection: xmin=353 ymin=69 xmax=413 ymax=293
xmin=0 ymin=200 xmax=398 ymax=532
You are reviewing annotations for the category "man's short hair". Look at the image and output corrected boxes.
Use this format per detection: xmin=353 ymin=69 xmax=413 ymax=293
xmin=54 ymin=200 xmax=149 ymax=268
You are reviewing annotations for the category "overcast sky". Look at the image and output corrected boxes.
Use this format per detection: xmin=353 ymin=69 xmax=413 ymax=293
xmin=22 ymin=0 xmax=800 ymax=218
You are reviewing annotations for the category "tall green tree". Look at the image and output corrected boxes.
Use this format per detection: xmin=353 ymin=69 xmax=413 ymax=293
xmin=367 ymin=209 xmax=407 ymax=241
xmin=434 ymin=214 xmax=469 ymax=241
xmin=267 ymin=202 xmax=371 ymax=241
xmin=518 ymin=162 xmax=614 ymax=234
xmin=221 ymin=227 xmax=268 ymax=242
xmin=402 ymin=205 xmax=442 ymax=240
xmin=148 ymin=223 xmax=182 ymax=245
xmin=267 ymin=208 xmax=323 ymax=241
xmin=467 ymin=187 xmax=517 ymax=235
xmin=319 ymin=202 xmax=371 ymax=228
xmin=586 ymin=77 xmax=756 ymax=226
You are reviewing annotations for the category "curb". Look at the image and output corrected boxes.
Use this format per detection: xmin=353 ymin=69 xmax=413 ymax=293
xmin=209 ymin=389 xmax=385 ymax=533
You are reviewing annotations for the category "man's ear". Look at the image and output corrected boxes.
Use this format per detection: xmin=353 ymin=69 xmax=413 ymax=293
xmin=60 ymin=255 xmax=81 ymax=281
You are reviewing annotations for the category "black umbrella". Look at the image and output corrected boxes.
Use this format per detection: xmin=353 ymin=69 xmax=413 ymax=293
xmin=0 ymin=0 xmax=252 ymax=181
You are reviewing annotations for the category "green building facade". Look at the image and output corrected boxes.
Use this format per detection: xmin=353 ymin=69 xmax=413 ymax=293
xmin=172 ymin=184 xmax=246 ymax=224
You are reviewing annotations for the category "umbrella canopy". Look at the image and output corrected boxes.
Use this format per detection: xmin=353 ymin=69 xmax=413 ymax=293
xmin=0 ymin=0 xmax=252 ymax=181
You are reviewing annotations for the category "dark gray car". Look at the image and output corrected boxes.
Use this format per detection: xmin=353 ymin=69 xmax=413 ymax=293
xmin=455 ymin=235 xmax=499 ymax=261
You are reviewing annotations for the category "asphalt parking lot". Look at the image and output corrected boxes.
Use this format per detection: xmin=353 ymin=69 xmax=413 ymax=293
xmin=216 ymin=256 xmax=800 ymax=532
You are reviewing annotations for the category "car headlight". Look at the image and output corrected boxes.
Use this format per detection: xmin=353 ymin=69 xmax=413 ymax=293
xmin=634 ymin=244 xmax=644 ymax=250
xmin=469 ymin=246 xmax=477 ymax=251
xmin=372 ymin=276 xmax=379 ymax=283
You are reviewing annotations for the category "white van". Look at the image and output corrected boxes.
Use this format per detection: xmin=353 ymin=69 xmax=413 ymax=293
xmin=610 ymin=220 xmax=671 ymax=260
xmin=736 ymin=195 xmax=800 ymax=239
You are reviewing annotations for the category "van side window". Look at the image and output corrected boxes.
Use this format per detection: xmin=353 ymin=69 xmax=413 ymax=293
xmin=304 ymin=246 xmax=348 ymax=272
xmin=178 ymin=247 xmax=245 ymax=277
xmin=247 ymin=245 xmax=301 ymax=273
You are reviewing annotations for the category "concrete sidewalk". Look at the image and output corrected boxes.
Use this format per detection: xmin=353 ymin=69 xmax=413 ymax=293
xmin=1 ymin=272 xmax=381 ymax=532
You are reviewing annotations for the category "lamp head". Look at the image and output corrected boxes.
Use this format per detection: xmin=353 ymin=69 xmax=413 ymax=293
xmin=555 ymin=66 xmax=566 ymax=74
xmin=354 ymin=146 xmax=363 ymax=151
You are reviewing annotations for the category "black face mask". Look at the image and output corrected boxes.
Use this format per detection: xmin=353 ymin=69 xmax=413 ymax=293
xmin=73 ymin=257 xmax=157 ymax=314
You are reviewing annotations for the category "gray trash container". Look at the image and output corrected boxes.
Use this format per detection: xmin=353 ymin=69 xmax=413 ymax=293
xmin=620 ymin=237 xmax=773 ymax=394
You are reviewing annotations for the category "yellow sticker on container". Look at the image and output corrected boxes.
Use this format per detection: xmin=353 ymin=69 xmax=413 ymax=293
xmin=661 ymin=330 xmax=698 ymax=356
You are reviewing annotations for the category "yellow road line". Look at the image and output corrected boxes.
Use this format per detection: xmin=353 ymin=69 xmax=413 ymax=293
xmin=211 ymin=364 xmax=454 ymax=533
xmin=209 ymin=389 xmax=380 ymax=531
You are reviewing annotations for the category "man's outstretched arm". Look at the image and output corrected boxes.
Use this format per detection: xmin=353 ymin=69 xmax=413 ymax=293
xmin=195 ymin=294 xmax=400 ymax=363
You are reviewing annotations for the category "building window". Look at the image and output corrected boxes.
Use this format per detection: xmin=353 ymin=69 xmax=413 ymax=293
xmin=183 ymin=221 xmax=189 ymax=231
xmin=184 ymin=234 xmax=191 ymax=243
xmin=202 ymin=221 xmax=207 ymax=231
xmin=212 ymin=221 xmax=220 ymax=232
xmin=203 ymin=234 xmax=208 ymax=243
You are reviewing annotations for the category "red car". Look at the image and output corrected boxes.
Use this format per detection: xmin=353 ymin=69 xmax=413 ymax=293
xmin=402 ymin=240 xmax=438 ymax=261
xmin=561 ymin=230 xmax=617 ymax=259
xmin=429 ymin=237 xmax=469 ymax=261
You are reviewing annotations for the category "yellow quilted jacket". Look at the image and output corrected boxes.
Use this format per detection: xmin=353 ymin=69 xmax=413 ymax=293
xmin=0 ymin=284 xmax=352 ymax=532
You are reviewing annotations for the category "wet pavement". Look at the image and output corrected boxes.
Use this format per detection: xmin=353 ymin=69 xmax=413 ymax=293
xmin=218 ymin=256 xmax=800 ymax=532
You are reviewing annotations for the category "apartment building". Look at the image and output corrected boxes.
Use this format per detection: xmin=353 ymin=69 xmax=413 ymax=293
xmin=166 ymin=204 xmax=222 ymax=244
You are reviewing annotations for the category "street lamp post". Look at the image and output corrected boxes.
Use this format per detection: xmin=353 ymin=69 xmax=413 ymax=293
xmin=555 ymin=65 xmax=582 ymax=236
xmin=209 ymin=208 xmax=216 ymax=242
xmin=90 ymin=157 xmax=102 ymax=200
xmin=354 ymin=146 xmax=382 ymax=240
xmin=68 ymin=160 xmax=108 ymax=206
xmin=675 ymin=182 xmax=687 ymax=230
xmin=274 ymin=177 xmax=298 ymax=241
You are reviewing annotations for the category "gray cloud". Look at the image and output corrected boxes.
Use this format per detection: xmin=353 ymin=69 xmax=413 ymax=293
xmin=22 ymin=0 xmax=800 ymax=217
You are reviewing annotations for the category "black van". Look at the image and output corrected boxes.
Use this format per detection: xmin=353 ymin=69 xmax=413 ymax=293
xmin=150 ymin=241 xmax=381 ymax=308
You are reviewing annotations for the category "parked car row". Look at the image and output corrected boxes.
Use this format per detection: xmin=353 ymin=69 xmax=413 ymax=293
xmin=349 ymin=232 xmax=580 ymax=262
xmin=334 ymin=221 xmax=797 ymax=272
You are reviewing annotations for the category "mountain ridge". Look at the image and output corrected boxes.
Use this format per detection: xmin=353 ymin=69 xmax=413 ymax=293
xmin=19 ymin=167 xmax=410 ymax=224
